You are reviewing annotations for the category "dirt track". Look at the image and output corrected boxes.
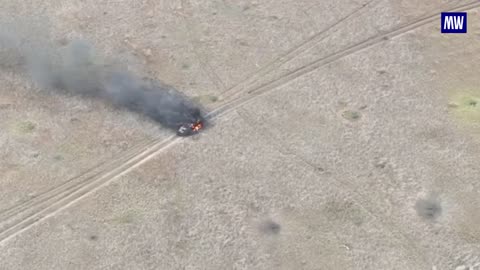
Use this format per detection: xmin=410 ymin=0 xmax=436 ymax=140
xmin=1 ymin=1 xmax=480 ymax=269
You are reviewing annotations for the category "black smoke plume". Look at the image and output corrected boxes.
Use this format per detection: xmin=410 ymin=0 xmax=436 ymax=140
xmin=0 ymin=25 xmax=205 ymax=132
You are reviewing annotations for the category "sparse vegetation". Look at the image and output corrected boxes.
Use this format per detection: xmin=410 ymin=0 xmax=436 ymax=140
xmin=415 ymin=197 xmax=442 ymax=220
xmin=342 ymin=110 xmax=361 ymax=121
xmin=448 ymin=91 xmax=480 ymax=126
xmin=193 ymin=94 xmax=219 ymax=105
xmin=15 ymin=121 xmax=36 ymax=133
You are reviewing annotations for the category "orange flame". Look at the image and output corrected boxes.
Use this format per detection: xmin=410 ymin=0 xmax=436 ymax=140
xmin=192 ymin=121 xmax=203 ymax=132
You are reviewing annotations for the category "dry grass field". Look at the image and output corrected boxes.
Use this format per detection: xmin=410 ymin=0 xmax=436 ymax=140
xmin=1 ymin=1 xmax=480 ymax=269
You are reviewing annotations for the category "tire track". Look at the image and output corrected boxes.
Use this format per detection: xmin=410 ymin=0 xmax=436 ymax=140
xmin=1 ymin=0 xmax=478 ymax=245
xmin=209 ymin=0 xmax=480 ymax=119
xmin=0 ymin=1 xmax=384 ymax=229
xmin=179 ymin=0 xmax=228 ymax=93
xmin=0 ymin=138 xmax=157 ymax=222
xmin=217 ymin=0 xmax=380 ymax=100
xmin=0 ymin=136 xmax=177 ymax=243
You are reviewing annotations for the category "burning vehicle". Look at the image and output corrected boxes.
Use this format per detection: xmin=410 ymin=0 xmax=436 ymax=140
xmin=174 ymin=106 xmax=206 ymax=137
xmin=103 ymin=72 xmax=207 ymax=137
xmin=0 ymin=30 xmax=209 ymax=137
xmin=176 ymin=118 xmax=204 ymax=136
